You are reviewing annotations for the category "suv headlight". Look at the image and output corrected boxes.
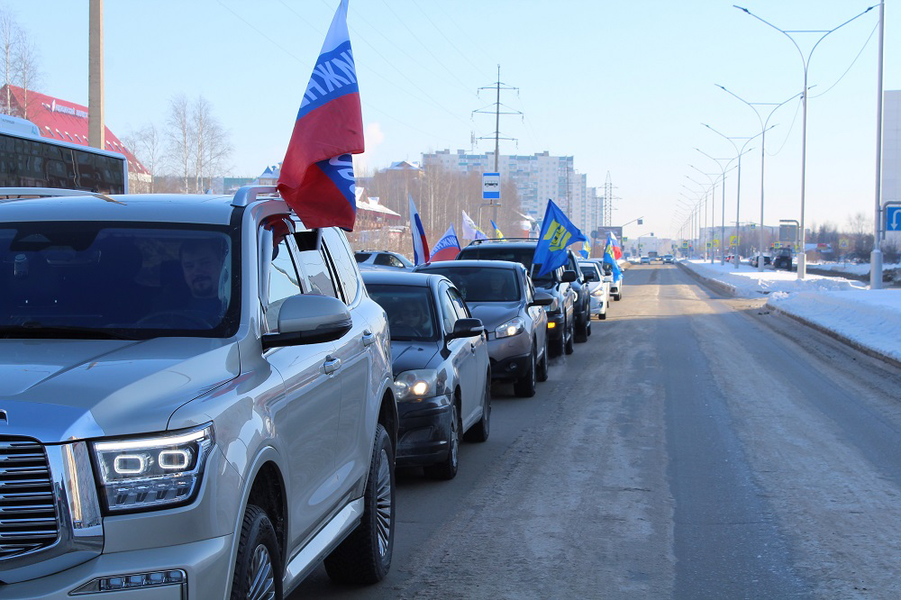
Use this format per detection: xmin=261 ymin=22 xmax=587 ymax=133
xmin=395 ymin=369 xmax=446 ymax=401
xmin=92 ymin=424 xmax=214 ymax=514
xmin=495 ymin=317 xmax=525 ymax=339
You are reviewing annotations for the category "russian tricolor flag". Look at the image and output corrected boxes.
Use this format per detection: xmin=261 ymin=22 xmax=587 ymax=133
xmin=277 ymin=0 xmax=363 ymax=230
xmin=430 ymin=225 xmax=461 ymax=262
xmin=409 ymin=196 xmax=430 ymax=266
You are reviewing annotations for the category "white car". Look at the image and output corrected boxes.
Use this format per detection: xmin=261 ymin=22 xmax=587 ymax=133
xmin=578 ymin=261 xmax=610 ymax=320
xmin=586 ymin=258 xmax=623 ymax=301
xmin=355 ymin=250 xmax=414 ymax=271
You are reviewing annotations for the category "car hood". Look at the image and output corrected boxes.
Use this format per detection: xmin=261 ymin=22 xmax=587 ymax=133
xmin=390 ymin=340 xmax=441 ymax=376
xmin=466 ymin=302 xmax=521 ymax=330
xmin=0 ymin=338 xmax=239 ymax=443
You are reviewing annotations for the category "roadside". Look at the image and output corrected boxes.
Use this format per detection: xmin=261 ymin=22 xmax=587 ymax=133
xmin=677 ymin=259 xmax=901 ymax=368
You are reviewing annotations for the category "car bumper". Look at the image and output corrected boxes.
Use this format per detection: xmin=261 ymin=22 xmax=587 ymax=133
xmin=588 ymin=296 xmax=605 ymax=315
xmin=489 ymin=350 xmax=532 ymax=383
xmin=546 ymin=312 xmax=564 ymax=340
xmin=396 ymin=394 xmax=453 ymax=467
xmin=1 ymin=535 xmax=233 ymax=599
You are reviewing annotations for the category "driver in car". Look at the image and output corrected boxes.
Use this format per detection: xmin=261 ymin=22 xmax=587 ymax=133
xmin=179 ymin=238 xmax=227 ymax=317
xmin=393 ymin=302 xmax=430 ymax=338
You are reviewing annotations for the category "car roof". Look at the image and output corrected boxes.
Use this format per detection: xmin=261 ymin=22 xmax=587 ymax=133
xmin=418 ymin=259 xmax=524 ymax=272
xmin=362 ymin=270 xmax=444 ymax=288
xmin=460 ymin=240 xmax=537 ymax=250
xmin=0 ymin=192 xmax=242 ymax=225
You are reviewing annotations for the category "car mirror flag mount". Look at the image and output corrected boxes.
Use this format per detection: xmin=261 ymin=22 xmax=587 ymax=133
xmin=277 ymin=0 xmax=363 ymax=231
xmin=533 ymin=200 xmax=587 ymax=278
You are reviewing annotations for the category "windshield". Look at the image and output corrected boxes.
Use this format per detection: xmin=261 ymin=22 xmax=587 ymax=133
xmin=0 ymin=222 xmax=239 ymax=338
xmin=458 ymin=245 xmax=555 ymax=285
xmin=579 ymin=264 xmax=600 ymax=281
xmin=367 ymin=284 xmax=439 ymax=341
xmin=423 ymin=267 xmax=519 ymax=303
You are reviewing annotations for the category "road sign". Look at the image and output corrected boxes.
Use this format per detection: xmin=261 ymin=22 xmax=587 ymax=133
xmin=713 ymin=239 xmax=720 ymax=248
xmin=482 ymin=172 xmax=500 ymax=200
xmin=729 ymin=235 xmax=740 ymax=246
xmin=886 ymin=205 xmax=901 ymax=232
xmin=839 ymin=238 xmax=849 ymax=250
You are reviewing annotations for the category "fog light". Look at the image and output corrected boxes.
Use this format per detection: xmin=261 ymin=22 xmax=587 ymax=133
xmin=547 ymin=321 xmax=556 ymax=329
xmin=71 ymin=569 xmax=187 ymax=595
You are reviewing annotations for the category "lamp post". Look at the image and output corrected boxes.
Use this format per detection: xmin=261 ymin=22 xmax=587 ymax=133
xmin=702 ymin=124 xmax=767 ymax=269
xmin=682 ymin=186 xmax=708 ymax=258
xmin=688 ymin=170 xmax=720 ymax=263
xmin=871 ymin=0 xmax=886 ymax=289
xmin=694 ymin=151 xmax=740 ymax=266
xmin=735 ymin=3 xmax=878 ymax=279
xmin=716 ymin=86 xmax=804 ymax=272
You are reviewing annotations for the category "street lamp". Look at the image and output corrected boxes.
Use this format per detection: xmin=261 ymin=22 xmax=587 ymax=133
xmin=735 ymin=3 xmax=878 ymax=279
xmin=716 ymin=85 xmax=804 ymax=272
xmin=688 ymin=169 xmax=720 ymax=263
xmin=682 ymin=186 xmax=708 ymax=257
xmin=694 ymin=151 xmax=740 ymax=266
xmin=702 ymin=123 xmax=768 ymax=269
xmin=872 ymin=0 xmax=886 ymax=289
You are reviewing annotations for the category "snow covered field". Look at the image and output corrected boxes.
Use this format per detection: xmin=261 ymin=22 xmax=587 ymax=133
xmin=679 ymin=260 xmax=901 ymax=365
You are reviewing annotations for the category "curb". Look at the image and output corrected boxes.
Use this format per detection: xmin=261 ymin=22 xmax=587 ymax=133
xmin=676 ymin=261 xmax=737 ymax=297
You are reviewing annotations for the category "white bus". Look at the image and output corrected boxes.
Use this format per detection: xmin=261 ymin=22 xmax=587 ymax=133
xmin=0 ymin=114 xmax=129 ymax=193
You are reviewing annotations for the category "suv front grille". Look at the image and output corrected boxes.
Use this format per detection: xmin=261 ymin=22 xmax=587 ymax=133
xmin=0 ymin=437 xmax=59 ymax=560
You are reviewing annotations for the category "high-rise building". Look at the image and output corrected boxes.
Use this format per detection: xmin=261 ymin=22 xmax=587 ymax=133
xmin=422 ymin=149 xmax=597 ymax=234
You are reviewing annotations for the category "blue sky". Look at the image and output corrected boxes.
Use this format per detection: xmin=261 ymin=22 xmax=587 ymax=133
xmin=6 ymin=0 xmax=898 ymax=239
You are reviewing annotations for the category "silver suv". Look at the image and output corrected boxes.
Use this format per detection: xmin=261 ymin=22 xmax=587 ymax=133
xmin=0 ymin=186 xmax=398 ymax=598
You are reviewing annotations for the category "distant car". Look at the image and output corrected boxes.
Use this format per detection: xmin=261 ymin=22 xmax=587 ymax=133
xmin=583 ymin=258 xmax=623 ymax=301
xmin=772 ymin=247 xmax=793 ymax=270
xmin=355 ymin=250 xmax=414 ymax=271
xmin=363 ymin=271 xmax=491 ymax=480
xmin=416 ymin=260 xmax=552 ymax=397
xmin=749 ymin=253 xmax=772 ymax=268
xmin=456 ymin=240 xmax=577 ymax=357
xmin=578 ymin=261 xmax=609 ymax=320
xmin=663 ymin=254 xmax=674 ymax=264
xmin=640 ymin=256 xmax=651 ymax=264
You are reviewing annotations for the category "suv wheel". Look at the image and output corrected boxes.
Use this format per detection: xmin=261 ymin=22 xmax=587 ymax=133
xmin=425 ymin=403 xmax=459 ymax=480
xmin=230 ymin=505 xmax=281 ymax=600
xmin=324 ymin=424 xmax=395 ymax=583
xmin=564 ymin=320 xmax=575 ymax=355
xmin=465 ymin=374 xmax=491 ymax=442
xmin=575 ymin=316 xmax=588 ymax=343
xmin=513 ymin=346 xmax=537 ymax=398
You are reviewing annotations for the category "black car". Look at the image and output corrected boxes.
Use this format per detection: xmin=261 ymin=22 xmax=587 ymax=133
xmin=456 ymin=239 xmax=577 ymax=357
xmin=565 ymin=249 xmax=592 ymax=343
xmin=416 ymin=259 xmax=553 ymax=397
xmin=773 ymin=247 xmax=793 ymax=270
xmin=363 ymin=271 xmax=491 ymax=480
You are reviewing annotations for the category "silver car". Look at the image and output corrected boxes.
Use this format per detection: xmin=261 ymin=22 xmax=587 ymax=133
xmin=0 ymin=186 xmax=397 ymax=598
xmin=416 ymin=260 xmax=552 ymax=398
xmin=578 ymin=261 xmax=610 ymax=320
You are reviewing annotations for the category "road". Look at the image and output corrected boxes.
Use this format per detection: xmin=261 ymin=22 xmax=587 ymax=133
xmin=293 ymin=262 xmax=901 ymax=599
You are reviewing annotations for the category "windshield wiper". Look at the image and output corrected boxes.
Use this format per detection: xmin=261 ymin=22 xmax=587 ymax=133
xmin=0 ymin=323 xmax=138 ymax=340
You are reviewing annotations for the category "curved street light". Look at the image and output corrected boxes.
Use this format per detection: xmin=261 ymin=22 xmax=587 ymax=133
xmin=695 ymin=148 xmax=741 ymax=265
xmin=735 ymin=3 xmax=878 ymax=279
xmin=687 ymin=170 xmax=720 ymax=263
xmin=716 ymin=85 xmax=804 ymax=272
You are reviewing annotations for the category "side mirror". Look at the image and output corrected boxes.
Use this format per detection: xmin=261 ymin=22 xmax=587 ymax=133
xmin=529 ymin=291 xmax=554 ymax=307
xmin=446 ymin=317 xmax=484 ymax=341
xmin=262 ymin=294 xmax=352 ymax=349
xmin=603 ymin=275 xmax=613 ymax=283
xmin=561 ymin=270 xmax=577 ymax=283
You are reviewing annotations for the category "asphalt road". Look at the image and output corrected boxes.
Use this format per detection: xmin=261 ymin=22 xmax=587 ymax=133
xmin=292 ymin=262 xmax=901 ymax=599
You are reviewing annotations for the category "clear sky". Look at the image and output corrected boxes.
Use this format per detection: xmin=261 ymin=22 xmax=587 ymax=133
xmin=5 ymin=0 xmax=898 ymax=240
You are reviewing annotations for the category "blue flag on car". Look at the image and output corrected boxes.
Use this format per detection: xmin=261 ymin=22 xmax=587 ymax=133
xmin=533 ymin=200 xmax=587 ymax=277
xmin=603 ymin=232 xmax=622 ymax=280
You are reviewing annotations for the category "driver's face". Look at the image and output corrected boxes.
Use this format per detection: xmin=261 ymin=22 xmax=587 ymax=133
xmin=400 ymin=306 xmax=423 ymax=326
xmin=182 ymin=247 xmax=222 ymax=298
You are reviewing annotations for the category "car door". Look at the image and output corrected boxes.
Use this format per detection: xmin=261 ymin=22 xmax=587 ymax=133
xmin=259 ymin=218 xmax=340 ymax=547
xmin=444 ymin=283 xmax=486 ymax=432
xmin=524 ymin=272 xmax=547 ymax=358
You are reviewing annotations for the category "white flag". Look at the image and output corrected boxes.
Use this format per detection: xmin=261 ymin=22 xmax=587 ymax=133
xmin=461 ymin=210 xmax=488 ymax=241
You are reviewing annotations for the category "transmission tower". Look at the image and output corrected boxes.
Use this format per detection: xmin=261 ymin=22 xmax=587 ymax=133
xmin=601 ymin=171 xmax=619 ymax=227
xmin=472 ymin=65 xmax=522 ymax=225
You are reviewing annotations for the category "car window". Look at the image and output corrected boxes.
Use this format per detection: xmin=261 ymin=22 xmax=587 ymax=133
xmin=354 ymin=252 xmax=371 ymax=263
xmin=438 ymin=286 xmax=459 ymax=333
xmin=367 ymin=284 xmax=438 ymax=341
xmin=259 ymin=218 xmax=301 ymax=333
xmin=295 ymin=235 xmax=338 ymax=299
xmin=321 ymin=228 xmax=359 ymax=304
xmin=422 ymin=266 xmax=520 ymax=302
xmin=447 ymin=287 xmax=471 ymax=320
xmin=374 ymin=253 xmax=403 ymax=268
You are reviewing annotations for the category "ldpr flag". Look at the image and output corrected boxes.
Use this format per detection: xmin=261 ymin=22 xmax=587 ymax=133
xmin=461 ymin=210 xmax=488 ymax=241
xmin=490 ymin=220 xmax=505 ymax=240
xmin=409 ymin=196 xmax=430 ymax=266
xmin=579 ymin=239 xmax=591 ymax=259
xmin=277 ymin=0 xmax=363 ymax=230
xmin=532 ymin=200 xmax=587 ymax=277
xmin=430 ymin=225 xmax=461 ymax=262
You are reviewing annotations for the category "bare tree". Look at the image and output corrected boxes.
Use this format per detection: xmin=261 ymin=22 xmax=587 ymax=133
xmin=190 ymin=96 xmax=232 ymax=193
xmin=12 ymin=36 xmax=39 ymax=118
xmin=167 ymin=94 xmax=193 ymax=193
xmin=124 ymin=123 xmax=165 ymax=193
xmin=0 ymin=6 xmax=19 ymax=115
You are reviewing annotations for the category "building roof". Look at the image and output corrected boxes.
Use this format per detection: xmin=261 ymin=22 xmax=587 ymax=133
xmin=1 ymin=84 xmax=148 ymax=175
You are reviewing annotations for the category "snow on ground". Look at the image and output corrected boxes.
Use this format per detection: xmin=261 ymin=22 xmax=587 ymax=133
xmin=679 ymin=260 xmax=901 ymax=365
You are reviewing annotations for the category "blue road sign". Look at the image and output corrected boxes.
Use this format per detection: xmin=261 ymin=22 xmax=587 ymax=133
xmin=887 ymin=205 xmax=901 ymax=232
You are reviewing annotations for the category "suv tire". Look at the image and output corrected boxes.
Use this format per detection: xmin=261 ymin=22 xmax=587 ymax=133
xmin=424 ymin=403 xmax=459 ymax=480
xmin=325 ymin=424 xmax=395 ymax=584
xmin=465 ymin=375 xmax=491 ymax=442
xmin=230 ymin=505 xmax=282 ymax=600
xmin=564 ymin=321 xmax=575 ymax=355
xmin=536 ymin=338 xmax=549 ymax=382
xmin=513 ymin=346 xmax=537 ymax=398
xmin=575 ymin=317 xmax=588 ymax=343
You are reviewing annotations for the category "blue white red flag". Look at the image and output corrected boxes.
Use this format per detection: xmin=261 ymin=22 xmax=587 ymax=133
xmin=532 ymin=200 xmax=587 ymax=277
xmin=603 ymin=232 xmax=623 ymax=280
xmin=277 ymin=0 xmax=363 ymax=230
xmin=430 ymin=225 xmax=461 ymax=262
xmin=409 ymin=196 xmax=430 ymax=266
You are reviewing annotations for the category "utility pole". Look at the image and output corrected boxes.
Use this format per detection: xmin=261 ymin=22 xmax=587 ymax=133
xmin=601 ymin=171 xmax=619 ymax=227
xmin=88 ymin=0 xmax=104 ymax=150
xmin=473 ymin=65 xmax=521 ymax=225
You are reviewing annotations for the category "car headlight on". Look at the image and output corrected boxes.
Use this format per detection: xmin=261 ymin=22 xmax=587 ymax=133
xmin=495 ymin=316 xmax=525 ymax=339
xmin=394 ymin=369 xmax=447 ymax=401
xmin=591 ymin=288 xmax=604 ymax=297
xmin=92 ymin=424 xmax=213 ymax=514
